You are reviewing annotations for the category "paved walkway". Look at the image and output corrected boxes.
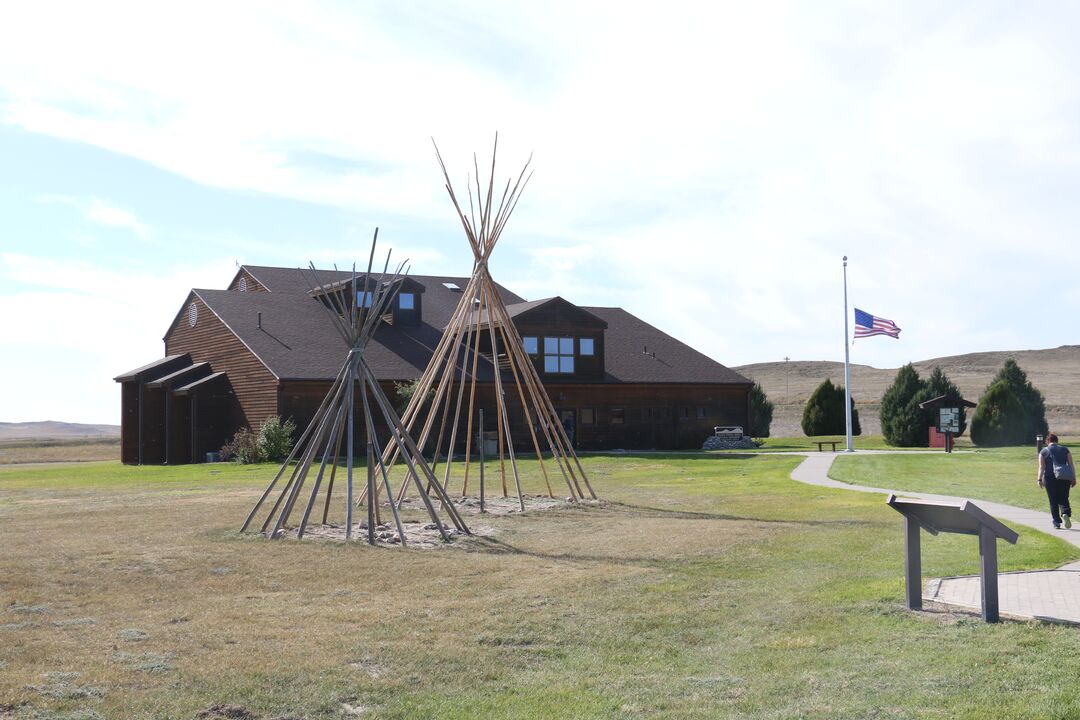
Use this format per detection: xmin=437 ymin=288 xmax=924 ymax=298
xmin=790 ymin=451 xmax=1080 ymax=624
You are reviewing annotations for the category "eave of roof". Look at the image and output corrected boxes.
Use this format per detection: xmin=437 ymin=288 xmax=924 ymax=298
xmin=146 ymin=362 xmax=211 ymax=389
xmin=114 ymin=354 xmax=189 ymax=382
xmin=174 ymin=371 xmax=228 ymax=395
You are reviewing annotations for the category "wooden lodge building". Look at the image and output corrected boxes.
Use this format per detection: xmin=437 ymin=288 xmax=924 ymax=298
xmin=115 ymin=265 xmax=752 ymax=464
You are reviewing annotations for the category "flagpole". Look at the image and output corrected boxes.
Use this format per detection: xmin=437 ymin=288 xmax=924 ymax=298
xmin=842 ymin=256 xmax=854 ymax=452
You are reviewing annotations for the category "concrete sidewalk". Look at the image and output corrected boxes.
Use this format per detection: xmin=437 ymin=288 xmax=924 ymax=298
xmin=790 ymin=451 xmax=1080 ymax=623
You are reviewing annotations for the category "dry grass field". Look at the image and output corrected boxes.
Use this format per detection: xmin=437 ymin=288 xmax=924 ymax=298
xmin=737 ymin=344 xmax=1080 ymax=436
xmin=3 ymin=454 xmax=1080 ymax=719
xmin=0 ymin=440 xmax=120 ymax=465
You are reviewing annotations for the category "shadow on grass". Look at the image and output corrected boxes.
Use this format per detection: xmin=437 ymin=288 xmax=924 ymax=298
xmin=599 ymin=500 xmax=865 ymax=527
xmin=457 ymin=500 xmax=868 ymax=564
xmin=463 ymin=533 xmax=707 ymax=566
xmin=576 ymin=451 xmax=766 ymax=461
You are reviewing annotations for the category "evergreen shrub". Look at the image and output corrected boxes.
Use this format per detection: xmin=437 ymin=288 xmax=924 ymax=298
xmin=802 ymin=379 xmax=861 ymax=436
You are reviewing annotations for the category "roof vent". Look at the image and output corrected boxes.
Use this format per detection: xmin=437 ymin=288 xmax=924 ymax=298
xmin=442 ymin=282 xmax=462 ymax=292
xmin=239 ymin=276 xmax=248 ymax=292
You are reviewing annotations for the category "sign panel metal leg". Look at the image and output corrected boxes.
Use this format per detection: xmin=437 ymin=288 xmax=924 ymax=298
xmin=979 ymin=525 xmax=1000 ymax=623
xmin=905 ymin=515 xmax=922 ymax=610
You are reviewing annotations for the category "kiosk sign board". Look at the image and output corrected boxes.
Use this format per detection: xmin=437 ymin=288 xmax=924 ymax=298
xmin=939 ymin=407 xmax=960 ymax=434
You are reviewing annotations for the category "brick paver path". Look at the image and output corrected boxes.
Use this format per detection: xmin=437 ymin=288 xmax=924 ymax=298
xmin=790 ymin=451 xmax=1080 ymax=624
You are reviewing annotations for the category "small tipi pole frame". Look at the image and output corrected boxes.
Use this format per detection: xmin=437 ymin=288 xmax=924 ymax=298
xmin=241 ymin=229 xmax=469 ymax=543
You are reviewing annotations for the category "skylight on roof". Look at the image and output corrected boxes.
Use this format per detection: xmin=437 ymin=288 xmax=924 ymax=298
xmin=442 ymin=282 xmax=462 ymax=292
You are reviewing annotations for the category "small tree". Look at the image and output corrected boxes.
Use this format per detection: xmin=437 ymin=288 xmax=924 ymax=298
xmin=394 ymin=377 xmax=432 ymax=414
xmin=802 ymin=379 xmax=861 ymax=436
xmin=989 ymin=359 xmax=1047 ymax=439
xmin=749 ymin=382 xmax=774 ymax=438
xmin=257 ymin=415 xmax=296 ymax=463
xmin=880 ymin=364 xmax=926 ymax=447
xmin=971 ymin=380 xmax=1028 ymax=446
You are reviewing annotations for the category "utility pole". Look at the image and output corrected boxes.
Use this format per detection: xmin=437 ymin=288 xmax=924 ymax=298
xmin=784 ymin=356 xmax=790 ymax=402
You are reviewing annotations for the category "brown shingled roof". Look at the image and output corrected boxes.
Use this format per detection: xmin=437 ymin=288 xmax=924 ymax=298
xmin=582 ymin=307 xmax=750 ymax=385
xmin=191 ymin=266 xmax=749 ymax=386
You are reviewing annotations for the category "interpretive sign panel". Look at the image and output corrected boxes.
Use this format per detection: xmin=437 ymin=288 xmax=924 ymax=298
xmin=886 ymin=495 xmax=1018 ymax=622
xmin=938 ymin=407 xmax=960 ymax=434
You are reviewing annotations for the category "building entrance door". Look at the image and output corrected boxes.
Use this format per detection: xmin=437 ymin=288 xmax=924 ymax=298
xmin=558 ymin=409 xmax=576 ymax=448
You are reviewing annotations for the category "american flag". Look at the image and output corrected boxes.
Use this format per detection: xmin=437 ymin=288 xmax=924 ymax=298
xmin=854 ymin=308 xmax=901 ymax=339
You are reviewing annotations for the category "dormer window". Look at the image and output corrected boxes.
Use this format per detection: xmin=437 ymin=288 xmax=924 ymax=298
xmin=522 ymin=336 xmax=538 ymax=355
xmin=357 ymin=291 xmax=373 ymax=308
xmin=544 ymin=337 xmax=574 ymax=373
xmin=399 ymin=293 xmax=415 ymax=310
xmin=580 ymin=338 xmax=595 ymax=356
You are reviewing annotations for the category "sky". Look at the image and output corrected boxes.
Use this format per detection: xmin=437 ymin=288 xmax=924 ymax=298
xmin=2 ymin=1 xmax=1079 ymax=424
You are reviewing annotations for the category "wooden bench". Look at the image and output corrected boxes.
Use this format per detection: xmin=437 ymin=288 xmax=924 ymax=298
xmin=815 ymin=440 xmax=839 ymax=452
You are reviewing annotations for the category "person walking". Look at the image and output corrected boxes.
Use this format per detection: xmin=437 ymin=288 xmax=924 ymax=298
xmin=1038 ymin=433 xmax=1077 ymax=529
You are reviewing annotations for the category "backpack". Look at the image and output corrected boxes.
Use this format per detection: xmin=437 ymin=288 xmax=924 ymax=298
xmin=1047 ymin=444 xmax=1076 ymax=482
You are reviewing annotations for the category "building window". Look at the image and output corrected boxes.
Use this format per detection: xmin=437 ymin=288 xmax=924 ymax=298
xmin=399 ymin=292 xmax=415 ymax=310
xmin=543 ymin=336 xmax=574 ymax=373
xmin=681 ymin=407 xmax=690 ymax=419
xmin=581 ymin=408 xmax=595 ymax=425
xmin=697 ymin=407 xmax=708 ymax=419
xmin=523 ymin=336 xmax=538 ymax=355
xmin=357 ymin=291 xmax=373 ymax=308
xmin=610 ymin=408 xmax=625 ymax=424
xmin=580 ymin=338 xmax=595 ymax=356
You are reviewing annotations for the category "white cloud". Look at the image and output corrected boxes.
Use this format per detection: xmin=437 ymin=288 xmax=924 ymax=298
xmin=36 ymin=195 xmax=148 ymax=238
xmin=84 ymin=197 xmax=147 ymax=237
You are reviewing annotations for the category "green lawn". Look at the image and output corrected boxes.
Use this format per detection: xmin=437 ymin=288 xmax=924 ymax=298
xmin=830 ymin=445 xmax=1053 ymax=512
xmin=2 ymin=455 xmax=1079 ymax=719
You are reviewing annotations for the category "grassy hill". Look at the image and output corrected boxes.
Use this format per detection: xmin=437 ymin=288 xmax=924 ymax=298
xmin=735 ymin=345 xmax=1080 ymax=437
xmin=0 ymin=421 xmax=120 ymax=441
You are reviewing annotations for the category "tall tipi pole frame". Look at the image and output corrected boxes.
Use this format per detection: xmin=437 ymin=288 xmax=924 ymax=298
xmin=381 ymin=138 xmax=597 ymax=508
xmin=241 ymin=230 xmax=470 ymax=544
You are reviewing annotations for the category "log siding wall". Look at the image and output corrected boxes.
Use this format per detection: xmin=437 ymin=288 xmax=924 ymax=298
xmin=278 ymin=378 xmax=749 ymax=451
xmin=166 ymin=294 xmax=279 ymax=433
